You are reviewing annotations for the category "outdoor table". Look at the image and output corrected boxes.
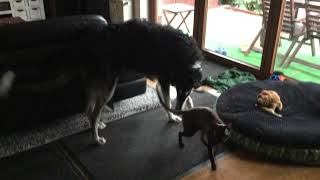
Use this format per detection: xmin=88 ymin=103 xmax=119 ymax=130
xmin=161 ymin=3 xmax=194 ymax=33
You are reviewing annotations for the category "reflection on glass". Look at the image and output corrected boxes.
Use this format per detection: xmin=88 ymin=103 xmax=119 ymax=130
xmin=204 ymin=0 xmax=265 ymax=69
xmin=274 ymin=0 xmax=320 ymax=83
xmin=156 ymin=0 xmax=195 ymax=35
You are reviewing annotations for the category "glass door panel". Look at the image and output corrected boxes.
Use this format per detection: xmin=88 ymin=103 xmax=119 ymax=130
xmin=204 ymin=0 xmax=267 ymax=69
xmin=156 ymin=0 xmax=195 ymax=35
xmin=273 ymin=0 xmax=320 ymax=83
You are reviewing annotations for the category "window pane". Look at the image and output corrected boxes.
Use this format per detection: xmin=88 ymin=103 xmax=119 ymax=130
xmin=204 ymin=0 xmax=267 ymax=69
xmin=156 ymin=0 xmax=195 ymax=35
xmin=273 ymin=0 xmax=320 ymax=83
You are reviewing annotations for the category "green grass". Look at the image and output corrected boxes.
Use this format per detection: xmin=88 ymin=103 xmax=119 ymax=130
xmin=206 ymin=39 xmax=320 ymax=83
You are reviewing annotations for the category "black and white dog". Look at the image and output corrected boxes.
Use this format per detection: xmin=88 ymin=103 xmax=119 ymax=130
xmin=87 ymin=19 xmax=204 ymax=144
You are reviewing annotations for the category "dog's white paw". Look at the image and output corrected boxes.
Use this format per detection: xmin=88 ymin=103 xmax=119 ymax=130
xmin=96 ymin=137 xmax=106 ymax=145
xmin=98 ymin=122 xmax=106 ymax=129
xmin=169 ymin=114 xmax=182 ymax=122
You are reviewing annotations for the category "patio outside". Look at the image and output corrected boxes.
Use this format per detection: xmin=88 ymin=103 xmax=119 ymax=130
xmin=157 ymin=0 xmax=320 ymax=84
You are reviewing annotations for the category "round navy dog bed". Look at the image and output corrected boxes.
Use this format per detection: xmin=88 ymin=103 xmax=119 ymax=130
xmin=216 ymin=80 xmax=320 ymax=164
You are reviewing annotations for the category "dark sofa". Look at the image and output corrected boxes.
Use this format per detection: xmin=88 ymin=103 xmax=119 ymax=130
xmin=0 ymin=15 xmax=146 ymax=135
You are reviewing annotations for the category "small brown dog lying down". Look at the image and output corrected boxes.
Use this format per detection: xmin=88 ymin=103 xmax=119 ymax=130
xmin=256 ymin=90 xmax=283 ymax=118
xmin=156 ymin=84 xmax=230 ymax=170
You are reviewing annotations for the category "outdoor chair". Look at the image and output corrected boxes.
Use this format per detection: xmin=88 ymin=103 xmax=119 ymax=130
xmin=244 ymin=0 xmax=307 ymax=63
xmin=281 ymin=0 xmax=320 ymax=69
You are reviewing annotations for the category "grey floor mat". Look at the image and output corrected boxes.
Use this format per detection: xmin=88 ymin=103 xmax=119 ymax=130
xmin=0 ymin=86 xmax=160 ymax=158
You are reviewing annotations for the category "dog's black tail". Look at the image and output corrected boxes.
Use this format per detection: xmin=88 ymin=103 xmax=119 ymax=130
xmin=156 ymin=83 xmax=183 ymax=115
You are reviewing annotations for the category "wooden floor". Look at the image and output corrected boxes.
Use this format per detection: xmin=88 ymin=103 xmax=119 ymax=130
xmin=180 ymin=150 xmax=320 ymax=180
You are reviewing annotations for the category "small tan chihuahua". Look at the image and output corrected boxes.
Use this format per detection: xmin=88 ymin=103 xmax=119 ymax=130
xmin=256 ymin=90 xmax=283 ymax=118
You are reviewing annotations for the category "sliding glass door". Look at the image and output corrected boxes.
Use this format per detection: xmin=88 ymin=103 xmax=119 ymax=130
xmin=151 ymin=0 xmax=300 ymax=80
xmin=204 ymin=0 xmax=265 ymax=70
xmin=199 ymin=0 xmax=285 ymax=78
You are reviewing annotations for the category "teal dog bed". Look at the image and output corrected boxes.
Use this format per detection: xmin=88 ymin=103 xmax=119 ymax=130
xmin=216 ymin=80 xmax=320 ymax=164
